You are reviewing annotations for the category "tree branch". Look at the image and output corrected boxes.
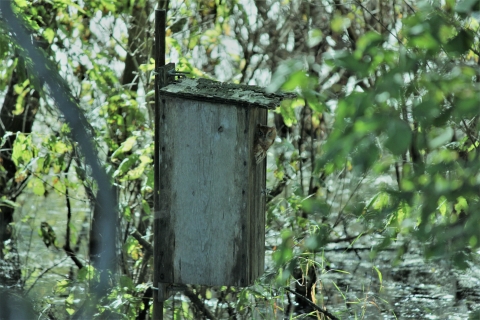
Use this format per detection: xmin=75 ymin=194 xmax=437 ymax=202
xmin=183 ymin=287 xmax=217 ymax=320
xmin=284 ymin=287 xmax=339 ymax=320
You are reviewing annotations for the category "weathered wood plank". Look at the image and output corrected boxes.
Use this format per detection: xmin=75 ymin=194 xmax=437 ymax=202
xmin=158 ymin=97 xmax=264 ymax=286
xmin=248 ymin=107 xmax=266 ymax=283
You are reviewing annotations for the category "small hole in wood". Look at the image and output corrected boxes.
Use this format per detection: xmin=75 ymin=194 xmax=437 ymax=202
xmin=161 ymin=146 xmax=165 ymax=151
xmin=162 ymin=114 xmax=165 ymax=120
xmin=242 ymin=224 xmax=245 ymax=230
xmin=242 ymin=190 xmax=245 ymax=195
xmin=244 ymin=161 xmax=247 ymax=166
xmin=218 ymin=126 xmax=223 ymax=132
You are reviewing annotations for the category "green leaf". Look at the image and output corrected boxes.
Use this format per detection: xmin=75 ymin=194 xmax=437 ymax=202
xmin=142 ymin=199 xmax=151 ymax=215
xmin=124 ymin=206 xmax=132 ymax=221
xmin=333 ymin=51 xmax=369 ymax=76
xmin=455 ymin=196 xmax=468 ymax=212
xmin=354 ymin=31 xmax=383 ymax=58
xmin=278 ymin=99 xmax=298 ymax=127
xmin=111 ymin=136 xmax=137 ymax=160
xmin=54 ymin=279 xmax=70 ymax=295
xmin=307 ymin=29 xmax=323 ymax=48
xmin=410 ymin=32 xmax=439 ymax=51
xmin=43 ymin=28 xmax=55 ymax=44
xmin=354 ymin=118 xmax=382 ymax=134
xmin=52 ymin=176 xmax=66 ymax=195
xmin=372 ymin=192 xmax=391 ymax=210
xmin=54 ymin=140 xmax=70 ymax=154
xmin=272 ymin=230 xmax=294 ymax=267
xmin=444 ymin=29 xmax=473 ymax=56
xmin=65 ymin=293 xmax=75 ymax=315
xmin=13 ymin=94 xmax=25 ymax=115
xmin=352 ymin=135 xmax=380 ymax=172
xmin=384 ymin=119 xmax=412 ymax=155
xmin=29 ymin=177 xmax=45 ymax=196
xmin=78 ymin=265 xmax=96 ymax=282
xmin=12 ymin=133 xmax=34 ymax=166
xmin=0 ymin=198 xmax=19 ymax=208
xmin=35 ymin=157 xmax=45 ymax=173
xmin=121 ymin=136 xmax=137 ymax=152
xmin=14 ymin=0 xmax=28 ymax=8
xmin=125 ymin=155 xmax=151 ymax=181
xmin=282 ymin=70 xmax=311 ymax=91
xmin=145 ymin=169 xmax=154 ymax=191
xmin=124 ymin=236 xmax=141 ymax=261
xmin=413 ymin=100 xmax=440 ymax=126
xmin=304 ymin=224 xmax=330 ymax=251
xmin=331 ymin=15 xmax=350 ymax=33
xmin=0 ymin=33 xmax=9 ymax=62
xmin=120 ymin=275 xmax=134 ymax=290
xmin=429 ymin=127 xmax=453 ymax=149
xmin=113 ymin=154 xmax=139 ymax=178
xmin=267 ymin=59 xmax=305 ymax=93
xmin=373 ymin=266 xmax=383 ymax=291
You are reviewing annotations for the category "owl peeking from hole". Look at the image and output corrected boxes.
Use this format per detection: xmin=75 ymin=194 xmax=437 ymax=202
xmin=254 ymin=124 xmax=277 ymax=164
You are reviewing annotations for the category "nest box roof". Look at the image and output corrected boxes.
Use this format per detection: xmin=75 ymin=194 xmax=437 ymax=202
xmin=159 ymin=78 xmax=295 ymax=109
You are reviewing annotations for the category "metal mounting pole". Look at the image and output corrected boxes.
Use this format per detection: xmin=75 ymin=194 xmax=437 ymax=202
xmin=153 ymin=8 xmax=166 ymax=320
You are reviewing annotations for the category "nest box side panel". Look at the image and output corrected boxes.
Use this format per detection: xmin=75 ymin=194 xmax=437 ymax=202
xmin=158 ymin=96 xmax=248 ymax=286
xmin=245 ymin=107 xmax=267 ymax=285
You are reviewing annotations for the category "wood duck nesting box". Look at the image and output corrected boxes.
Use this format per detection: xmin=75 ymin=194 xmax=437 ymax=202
xmin=155 ymin=72 xmax=292 ymax=288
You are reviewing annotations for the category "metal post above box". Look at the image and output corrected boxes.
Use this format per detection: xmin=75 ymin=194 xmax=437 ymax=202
xmin=153 ymin=63 xmax=294 ymax=298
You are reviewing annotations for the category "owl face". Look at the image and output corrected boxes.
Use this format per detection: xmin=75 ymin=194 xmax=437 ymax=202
xmin=254 ymin=124 xmax=277 ymax=164
xmin=256 ymin=124 xmax=276 ymax=146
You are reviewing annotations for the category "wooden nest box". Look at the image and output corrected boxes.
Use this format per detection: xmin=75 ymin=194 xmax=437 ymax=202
xmin=155 ymin=65 xmax=292 ymax=288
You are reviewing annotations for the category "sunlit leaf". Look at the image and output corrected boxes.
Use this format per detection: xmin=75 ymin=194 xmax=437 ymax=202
xmin=53 ymin=279 xmax=70 ymax=295
xmin=307 ymin=29 xmax=323 ymax=48
xmin=54 ymin=141 xmax=70 ymax=154
xmin=78 ymin=265 xmax=96 ymax=282
xmin=52 ymin=176 xmax=66 ymax=195
xmin=43 ymin=28 xmax=55 ymax=44
xmin=113 ymin=154 xmax=139 ymax=178
xmin=331 ymin=15 xmax=350 ymax=33
xmin=14 ymin=0 xmax=28 ymax=8
xmin=29 ymin=177 xmax=45 ymax=196
xmin=373 ymin=266 xmax=383 ymax=291
xmin=278 ymin=99 xmax=299 ymax=127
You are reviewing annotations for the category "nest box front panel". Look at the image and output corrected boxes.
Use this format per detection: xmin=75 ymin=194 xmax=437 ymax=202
xmin=158 ymin=97 xmax=256 ymax=286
